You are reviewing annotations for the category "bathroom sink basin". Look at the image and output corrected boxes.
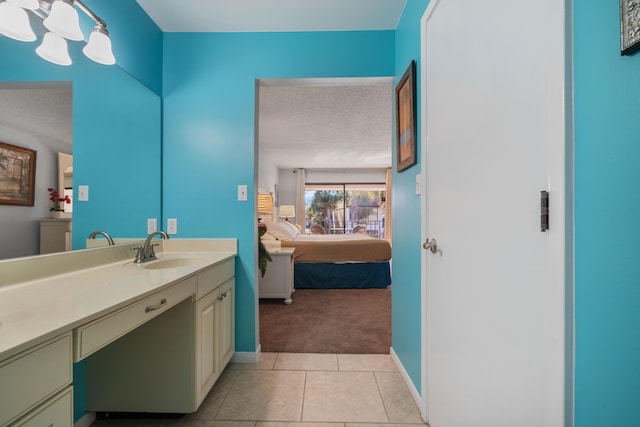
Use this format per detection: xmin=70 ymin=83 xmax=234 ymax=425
xmin=143 ymin=257 xmax=207 ymax=270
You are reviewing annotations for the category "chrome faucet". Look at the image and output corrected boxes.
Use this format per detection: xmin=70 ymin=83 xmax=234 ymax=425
xmin=88 ymin=230 xmax=115 ymax=246
xmin=133 ymin=231 xmax=170 ymax=263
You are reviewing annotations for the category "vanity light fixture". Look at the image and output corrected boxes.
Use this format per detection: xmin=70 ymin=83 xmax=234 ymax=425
xmin=0 ymin=0 xmax=116 ymax=66
xmin=35 ymin=31 xmax=71 ymax=65
xmin=0 ymin=1 xmax=36 ymax=41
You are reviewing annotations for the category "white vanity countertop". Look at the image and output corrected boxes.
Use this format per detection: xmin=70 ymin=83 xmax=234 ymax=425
xmin=0 ymin=243 xmax=236 ymax=361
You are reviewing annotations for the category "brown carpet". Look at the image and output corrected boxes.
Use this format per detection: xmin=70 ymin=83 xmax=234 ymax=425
xmin=259 ymin=287 xmax=391 ymax=354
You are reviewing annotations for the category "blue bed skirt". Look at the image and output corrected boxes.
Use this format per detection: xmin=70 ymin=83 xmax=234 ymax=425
xmin=294 ymin=261 xmax=391 ymax=289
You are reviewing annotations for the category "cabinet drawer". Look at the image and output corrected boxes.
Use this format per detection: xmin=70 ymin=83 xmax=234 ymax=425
xmin=197 ymin=258 xmax=234 ymax=299
xmin=11 ymin=387 xmax=73 ymax=427
xmin=0 ymin=333 xmax=72 ymax=426
xmin=74 ymin=279 xmax=196 ymax=361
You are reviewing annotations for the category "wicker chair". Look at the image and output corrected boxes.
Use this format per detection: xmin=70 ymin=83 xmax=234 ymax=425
xmin=352 ymin=225 xmax=367 ymax=234
xmin=309 ymin=224 xmax=326 ymax=234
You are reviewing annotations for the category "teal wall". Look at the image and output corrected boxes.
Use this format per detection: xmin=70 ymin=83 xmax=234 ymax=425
xmin=391 ymin=0 xmax=430 ymax=392
xmin=0 ymin=2 xmax=162 ymax=421
xmin=574 ymin=1 xmax=640 ymax=425
xmin=163 ymin=31 xmax=395 ymax=353
xmin=82 ymin=0 xmax=163 ymax=95
xmin=13 ymin=1 xmax=640 ymax=424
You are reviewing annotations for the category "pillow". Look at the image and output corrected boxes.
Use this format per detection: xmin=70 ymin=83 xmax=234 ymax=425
xmin=263 ymin=220 xmax=298 ymax=241
xmin=280 ymin=220 xmax=300 ymax=237
xmin=261 ymin=232 xmax=276 ymax=240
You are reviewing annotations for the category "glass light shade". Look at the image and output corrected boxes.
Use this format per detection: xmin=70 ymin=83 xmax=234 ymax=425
xmin=8 ymin=0 xmax=39 ymax=10
xmin=82 ymin=26 xmax=115 ymax=65
xmin=36 ymin=32 xmax=72 ymax=66
xmin=0 ymin=2 xmax=36 ymax=42
xmin=43 ymin=0 xmax=83 ymax=41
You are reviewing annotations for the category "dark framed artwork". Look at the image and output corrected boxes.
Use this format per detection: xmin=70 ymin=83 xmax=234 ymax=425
xmin=396 ymin=60 xmax=417 ymax=172
xmin=621 ymin=0 xmax=640 ymax=55
xmin=0 ymin=141 xmax=37 ymax=206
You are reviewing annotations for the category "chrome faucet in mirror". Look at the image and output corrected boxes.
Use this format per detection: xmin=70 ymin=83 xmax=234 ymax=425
xmin=88 ymin=230 xmax=115 ymax=246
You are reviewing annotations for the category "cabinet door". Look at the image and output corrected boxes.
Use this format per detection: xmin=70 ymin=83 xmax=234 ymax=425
xmin=217 ymin=279 xmax=235 ymax=368
xmin=195 ymin=291 xmax=220 ymax=407
xmin=11 ymin=387 xmax=73 ymax=427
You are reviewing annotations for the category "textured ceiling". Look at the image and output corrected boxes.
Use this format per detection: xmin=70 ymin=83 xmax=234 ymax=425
xmin=0 ymin=84 xmax=72 ymax=146
xmin=136 ymin=0 xmax=406 ymax=32
xmin=259 ymin=80 xmax=393 ymax=169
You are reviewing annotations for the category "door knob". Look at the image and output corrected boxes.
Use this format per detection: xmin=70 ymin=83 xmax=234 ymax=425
xmin=423 ymin=238 xmax=438 ymax=253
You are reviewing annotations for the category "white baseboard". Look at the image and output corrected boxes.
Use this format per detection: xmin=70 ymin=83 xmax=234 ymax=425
xmin=74 ymin=411 xmax=96 ymax=427
xmin=231 ymin=347 xmax=260 ymax=364
xmin=390 ymin=347 xmax=423 ymax=414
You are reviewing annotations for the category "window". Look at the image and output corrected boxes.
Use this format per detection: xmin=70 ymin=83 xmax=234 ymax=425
xmin=304 ymin=183 xmax=386 ymax=238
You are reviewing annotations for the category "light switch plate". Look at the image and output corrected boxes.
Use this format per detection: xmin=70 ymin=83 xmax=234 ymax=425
xmin=238 ymin=185 xmax=248 ymax=201
xmin=415 ymin=174 xmax=421 ymax=195
xmin=78 ymin=185 xmax=89 ymax=201
xmin=167 ymin=218 xmax=177 ymax=235
xmin=147 ymin=218 xmax=157 ymax=234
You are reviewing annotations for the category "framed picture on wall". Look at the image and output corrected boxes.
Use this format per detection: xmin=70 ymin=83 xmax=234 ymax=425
xmin=396 ymin=60 xmax=417 ymax=172
xmin=620 ymin=0 xmax=640 ymax=55
xmin=0 ymin=141 xmax=37 ymax=206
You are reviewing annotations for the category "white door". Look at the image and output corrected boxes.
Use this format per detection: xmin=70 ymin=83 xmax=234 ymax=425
xmin=420 ymin=0 xmax=568 ymax=426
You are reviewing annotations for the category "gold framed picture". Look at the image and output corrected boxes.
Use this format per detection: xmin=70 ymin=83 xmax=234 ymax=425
xmin=396 ymin=60 xmax=417 ymax=172
xmin=0 ymin=141 xmax=37 ymax=206
xmin=621 ymin=0 xmax=640 ymax=55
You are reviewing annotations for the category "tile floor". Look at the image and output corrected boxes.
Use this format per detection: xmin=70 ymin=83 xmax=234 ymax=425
xmin=92 ymin=353 xmax=426 ymax=427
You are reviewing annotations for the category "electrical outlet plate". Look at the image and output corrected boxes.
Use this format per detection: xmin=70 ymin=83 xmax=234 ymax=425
xmin=167 ymin=218 xmax=177 ymax=235
xmin=238 ymin=185 xmax=248 ymax=201
xmin=78 ymin=185 xmax=89 ymax=201
xmin=147 ymin=218 xmax=157 ymax=234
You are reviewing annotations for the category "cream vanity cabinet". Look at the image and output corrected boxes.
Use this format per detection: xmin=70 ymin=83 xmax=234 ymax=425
xmin=85 ymin=258 xmax=235 ymax=414
xmin=0 ymin=333 xmax=73 ymax=427
xmin=195 ymin=259 xmax=235 ymax=406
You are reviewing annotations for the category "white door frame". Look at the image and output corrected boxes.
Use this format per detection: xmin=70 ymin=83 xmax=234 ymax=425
xmin=419 ymin=1 xmax=438 ymax=420
xmin=418 ymin=0 xmax=573 ymax=423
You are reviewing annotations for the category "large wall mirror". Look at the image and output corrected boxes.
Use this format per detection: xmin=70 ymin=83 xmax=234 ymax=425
xmin=0 ymin=83 xmax=73 ymax=258
xmin=0 ymin=42 xmax=162 ymax=260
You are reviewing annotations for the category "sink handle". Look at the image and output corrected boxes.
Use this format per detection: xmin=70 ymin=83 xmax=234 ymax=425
xmin=131 ymin=246 xmax=144 ymax=264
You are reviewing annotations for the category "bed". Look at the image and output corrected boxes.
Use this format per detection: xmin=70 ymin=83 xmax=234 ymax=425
xmin=262 ymin=220 xmax=392 ymax=289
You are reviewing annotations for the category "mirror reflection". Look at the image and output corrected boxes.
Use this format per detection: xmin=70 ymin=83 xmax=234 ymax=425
xmin=0 ymin=67 xmax=162 ymax=260
xmin=0 ymin=83 xmax=73 ymax=258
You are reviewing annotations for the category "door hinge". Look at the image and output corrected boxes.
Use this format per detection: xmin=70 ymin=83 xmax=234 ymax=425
xmin=540 ymin=190 xmax=549 ymax=232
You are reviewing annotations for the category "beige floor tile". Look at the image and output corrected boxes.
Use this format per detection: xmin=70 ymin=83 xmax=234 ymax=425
xmin=374 ymin=372 xmax=424 ymax=424
xmin=216 ymin=370 xmax=306 ymax=421
xmin=274 ymin=353 xmax=338 ymax=371
xmin=302 ymin=371 xmax=388 ymax=423
xmin=167 ymin=421 xmax=256 ymax=427
xmin=257 ymin=423 xmax=344 ymax=427
xmin=229 ymin=352 xmax=277 ymax=370
xmin=346 ymin=424 xmax=427 ymax=427
xmin=337 ymin=354 xmax=396 ymax=372
xmin=183 ymin=367 xmax=240 ymax=421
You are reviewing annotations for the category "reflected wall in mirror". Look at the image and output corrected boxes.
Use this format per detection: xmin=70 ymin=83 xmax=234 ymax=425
xmin=0 ymin=83 xmax=72 ymax=259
